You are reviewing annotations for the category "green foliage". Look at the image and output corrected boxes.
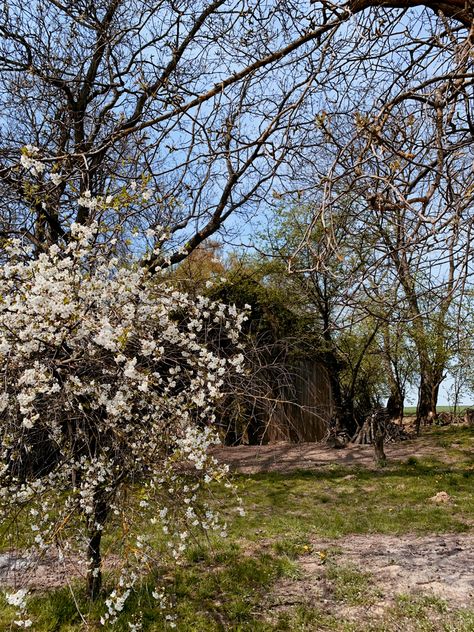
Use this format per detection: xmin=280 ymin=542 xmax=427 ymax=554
xmin=255 ymin=203 xmax=411 ymax=419
xmin=209 ymin=266 xmax=319 ymax=356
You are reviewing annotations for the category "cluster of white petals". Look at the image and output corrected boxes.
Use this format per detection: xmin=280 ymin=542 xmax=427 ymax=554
xmin=19 ymin=145 xmax=45 ymax=177
xmin=5 ymin=589 xmax=31 ymax=627
xmin=0 ymin=224 xmax=247 ymax=628
xmin=77 ymin=190 xmax=114 ymax=209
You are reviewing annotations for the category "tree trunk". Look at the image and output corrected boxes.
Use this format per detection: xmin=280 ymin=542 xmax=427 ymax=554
xmin=415 ymin=368 xmax=442 ymax=435
xmin=386 ymin=387 xmax=404 ymax=420
xmin=323 ymin=350 xmax=355 ymax=437
xmin=87 ymin=494 xmax=108 ymax=600
xmin=373 ymin=414 xmax=386 ymax=464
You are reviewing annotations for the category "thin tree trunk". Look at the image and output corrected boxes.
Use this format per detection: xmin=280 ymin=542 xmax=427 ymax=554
xmin=373 ymin=430 xmax=386 ymax=464
xmin=372 ymin=414 xmax=386 ymax=464
xmin=416 ymin=373 xmax=432 ymax=435
xmin=87 ymin=494 xmax=108 ymax=600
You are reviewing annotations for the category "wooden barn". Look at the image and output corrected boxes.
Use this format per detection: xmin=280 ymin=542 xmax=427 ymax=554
xmin=220 ymin=359 xmax=334 ymax=445
xmin=263 ymin=360 xmax=334 ymax=443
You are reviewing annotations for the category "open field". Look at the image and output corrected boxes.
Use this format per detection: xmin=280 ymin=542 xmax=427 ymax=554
xmin=403 ymin=406 xmax=473 ymax=415
xmin=1 ymin=425 xmax=473 ymax=631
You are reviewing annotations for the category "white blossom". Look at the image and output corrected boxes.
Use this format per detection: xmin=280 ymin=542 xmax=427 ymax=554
xmin=20 ymin=146 xmax=45 ymax=176
xmin=5 ymin=590 xmax=28 ymax=608
xmin=50 ymin=173 xmax=62 ymax=186
xmin=0 ymin=222 xmax=246 ymax=630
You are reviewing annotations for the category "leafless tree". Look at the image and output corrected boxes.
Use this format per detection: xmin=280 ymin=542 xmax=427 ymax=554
xmin=274 ymin=3 xmax=474 ymax=427
xmin=0 ymin=1 xmax=471 ymax=260
xmin=0 ymin=0 xmax=343 ymax=261
xmin=1 ymin=1 xmax=473 ymax=426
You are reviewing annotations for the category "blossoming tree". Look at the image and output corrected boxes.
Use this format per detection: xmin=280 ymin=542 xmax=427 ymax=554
xmin=0 ymin=221 xmax=247 ymax=627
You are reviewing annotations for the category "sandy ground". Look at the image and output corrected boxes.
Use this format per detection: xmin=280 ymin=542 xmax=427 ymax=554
xmin=0 ymin=549 xmax=124 ymax=590
xmin=0 ymin=549 xmax=89 ymax=590
xmin=268 ymin=533 xmax=474 ymax=622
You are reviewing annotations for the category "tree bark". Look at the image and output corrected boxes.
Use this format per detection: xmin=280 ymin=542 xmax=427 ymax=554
xmin=323 ymin=348 xmax=352 ymax=433
xmin=386 ymin=388 xmax=404 ymax=420
xmin=348 ymin=0 xmax=472 ymax=29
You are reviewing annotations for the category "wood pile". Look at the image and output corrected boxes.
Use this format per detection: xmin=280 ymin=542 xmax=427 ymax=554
xmin=464 ymin=409 xmax=474 ymax=426
xmin=351 ymin=408 xmax=412 ymax=445
xmin=436 ymin=412 xmax=454 ymax=426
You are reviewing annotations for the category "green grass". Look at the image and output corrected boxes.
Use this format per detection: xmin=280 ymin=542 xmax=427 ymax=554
xmin=222 ymin=431 xmax=474 ymax=543
xmin=403 ymin=405 xmax=473 ymax=415
xmin=1 ymin=425 xmax=474 ymax=630
xmin=0 ymin=547 xmax=298 ymax=631
xmin=325 ymin=563 xmax=380 ymax=606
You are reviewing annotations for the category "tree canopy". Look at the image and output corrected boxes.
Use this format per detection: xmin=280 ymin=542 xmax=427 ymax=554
xmin=0 ymin=1 xmax=472 ymax=265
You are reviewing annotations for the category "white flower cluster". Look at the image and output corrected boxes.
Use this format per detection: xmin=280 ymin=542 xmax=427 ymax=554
xmin=5 ymin=589 xmax=31 ymax=628
xmin=20 ymin=146 xmax=154 ymax=206
xmin=50 ymin=172 xmax=62 ymax=186
xmin=101 ymin=570 xmax=137 ymax=625
xmin=77 ymin=190 xmax=114 ymax=209
xmin=20 ymin=145 xmax=45 ymax=177
xmin=0 ymin=224 xmax=247 ymax=628
xmin=129 ymin=179 xmax=153 ymax=202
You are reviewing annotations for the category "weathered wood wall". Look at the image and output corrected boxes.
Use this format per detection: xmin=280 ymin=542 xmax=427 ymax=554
xmin=262 ymin=361 xmax=334 ymax=443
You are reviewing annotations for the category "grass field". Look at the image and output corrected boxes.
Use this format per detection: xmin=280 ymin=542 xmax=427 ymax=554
xmin=1 ymin=425 xmax=473 ymax=631
xmin=403 ymin=405 xmax=473 ymax=415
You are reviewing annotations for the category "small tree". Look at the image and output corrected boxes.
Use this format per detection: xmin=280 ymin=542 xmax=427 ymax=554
xmin=0 ymin=223 xmax=247 ymax=627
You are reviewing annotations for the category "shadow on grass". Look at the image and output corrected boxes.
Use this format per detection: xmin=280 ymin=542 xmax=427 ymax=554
xmin=9 ymin=545 xmax=294 ymax=631
xmin=235 ymin=457 xmax=474 ymax=484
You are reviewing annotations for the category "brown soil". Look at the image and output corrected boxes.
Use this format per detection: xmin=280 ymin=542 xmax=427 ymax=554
xmin=0 ymin=549 xmax=121 ymax=590
xmin=0 ymin=549 xmax=88 ymax=590
xmin=211 ymin=430 xmax=452 ymax=474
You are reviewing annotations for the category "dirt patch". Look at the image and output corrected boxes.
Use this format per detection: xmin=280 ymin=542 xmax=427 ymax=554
xmin=0 ymin=550 xmax=87 ymax=590
xmin=211 ymin=432 xmax=456 ymax=474
xmin=0 ymin=549 xmax=121 ymax=590
xmin=215 ymin=429 xmax=474 ymax=623
xmin=268 ymin=533 xmax=474 ymax=621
